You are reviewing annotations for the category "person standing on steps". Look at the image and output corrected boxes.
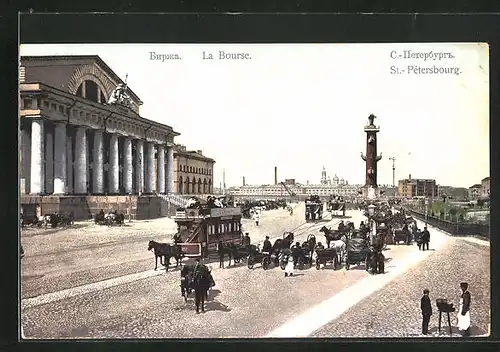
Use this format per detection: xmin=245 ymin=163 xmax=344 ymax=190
xmin=420 ymin=288 xmax=432 ymax=335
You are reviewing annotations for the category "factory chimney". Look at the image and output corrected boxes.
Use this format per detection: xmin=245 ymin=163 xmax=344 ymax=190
xmin=274 ymin=166 xmax=278 ymax=185
xmin=409 ymin=174 xmax=412 ymax=180
xmin=243 ymin=176 xmax=246 ymax=186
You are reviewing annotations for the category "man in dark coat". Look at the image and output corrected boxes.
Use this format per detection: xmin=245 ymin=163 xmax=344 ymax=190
xmin=420 ymin=288 xmax=432 ymax=335
xmin=243 ymin=233 xmax=251 ymax=247
xmin=422 ymin=227 xmax=430 ymax=251
xmin=192 ymin=257 xmax=209 ymax=314
xmin=217 ymin=240 xmax=225 ymax=268
xmin=262 ymin=236 xmax=272 ymax=253
xmin=338 ymin=220 xmax=345 ymax=232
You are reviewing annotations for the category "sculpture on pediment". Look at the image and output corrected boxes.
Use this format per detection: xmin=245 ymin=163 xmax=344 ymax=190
xmin=108 ymin=74 xmax=132 ymax=107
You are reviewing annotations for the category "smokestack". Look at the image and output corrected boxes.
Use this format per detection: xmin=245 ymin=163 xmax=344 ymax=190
xmin=409 ymin=174 xmax=411 ymax=180
xmin=223 ymin=169 xmax=226 ymax=194
xmin=243 ymin=176 xmax=246 ymax=186
xmin=274 ymin=166 xmax=278 ymax=185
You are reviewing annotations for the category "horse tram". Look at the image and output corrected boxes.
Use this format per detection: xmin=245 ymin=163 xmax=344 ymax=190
xmin=328 ymin=196 xmax=346 ymax=218
xmin=305 ymin=195 xmax=323 ymax=221
xmin=174 ymin=206 xmax=243 ymax=259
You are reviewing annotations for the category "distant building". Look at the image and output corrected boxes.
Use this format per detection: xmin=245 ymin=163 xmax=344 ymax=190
xmin=468 ymin=184 xmax=482 ymax=200
xmin=284 ymin=179 xmax=296 ymax=186
xmin=437 ymin=185 xmax=468 ymax=201
xmin=398 ymin=175 xmax=437 ymax=198
xmin=173 ymin=144 xmax=215 ymax=195
xmin=227 ymin=182 xmax=360 ymax=199
xmin=481 ymin=177 xmax=490 ymax=199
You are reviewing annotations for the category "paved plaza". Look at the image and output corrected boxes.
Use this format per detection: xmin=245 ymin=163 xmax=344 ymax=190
xmin=20 ymin=204 xmax=490 ymax=339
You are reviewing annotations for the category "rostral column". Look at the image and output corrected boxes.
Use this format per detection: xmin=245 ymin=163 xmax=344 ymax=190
xmin=360 ymin=114 xmax=382 ymax=200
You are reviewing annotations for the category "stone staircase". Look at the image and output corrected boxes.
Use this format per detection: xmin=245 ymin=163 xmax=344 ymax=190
xmin=159 ymin=194 xmax=189 ymax=208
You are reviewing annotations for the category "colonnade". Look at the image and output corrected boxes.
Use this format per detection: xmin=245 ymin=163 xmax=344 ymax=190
xmin=20 ymin=118 xmax=175 ymax=196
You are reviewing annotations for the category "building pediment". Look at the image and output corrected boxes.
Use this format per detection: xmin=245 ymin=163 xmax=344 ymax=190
xmin=21 ymin=55 xmax=143 ymax=114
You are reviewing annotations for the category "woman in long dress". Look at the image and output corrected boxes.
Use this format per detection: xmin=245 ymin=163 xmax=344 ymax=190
xmin=457 ymin=282 xmax=471 ymax=336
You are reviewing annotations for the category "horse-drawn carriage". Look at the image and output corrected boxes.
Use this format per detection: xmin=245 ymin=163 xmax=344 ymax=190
xmin=294 ymin=234 xmax=316 ymax=269
xmin=345 ymin=237 xmax=384 ymax=274
xmin=375 ymin=222 xmax=392 ymax=247
xmin=305 ymin=195 xmax=323 ymax=221
xmin=328 ymin=198 xmax=346 ymax=217
xmin=247 ymin=245 xmax=272 ymax=269
xmin=345 ymin=237 xmax=370 ymax=270
xmin=174 ymin=206 xmax=243 ymax=258
xmin=315 ymin=247 xmax=339 ymax=270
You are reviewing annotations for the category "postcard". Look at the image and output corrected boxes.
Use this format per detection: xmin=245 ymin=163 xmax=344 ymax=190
xmin=19 ymin=42 xmax=489 ymax=339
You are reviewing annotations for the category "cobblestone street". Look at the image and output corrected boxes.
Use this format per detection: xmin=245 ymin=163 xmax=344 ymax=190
xmin=20 ymin=205 xmax=490 ymax=339
xmin=311 ymin=233 xmax=490 ymax=338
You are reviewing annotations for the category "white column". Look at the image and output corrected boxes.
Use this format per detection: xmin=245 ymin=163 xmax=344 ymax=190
xmin=30 ymin=119 xmax=44 ymax=194
xmin=157 ymin=145 xmax=165 ymax=194
xmin=135 ymin=140 xmax=144 ymax=194
xmin=53 ymin=123 xmax=67 ymax=194
xmin=166 ymin=146 xmax=174 ymax=194
xmin=146 ymin=142 xmax=155 ymax=193
xmin=92 ymin=130 xmax=104 ymax=194
xmin=109 ymin=134 xmax=119 ymax=194
xmin=66 ymin=134 xmax=73 ymax=194
xmin=20 ymin=128 xmax=29 ymax=194
xmin=123 ymin=138 xmax=133 ymax=194
xmin=45 ymin=129 xmax=54 ymax=193
xmin=74 ymin=127 xmax=87 ymax=194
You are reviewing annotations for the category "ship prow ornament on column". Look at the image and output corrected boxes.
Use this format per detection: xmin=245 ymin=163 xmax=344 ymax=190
xmin=360 ymin=114 xmax=382 ymax=200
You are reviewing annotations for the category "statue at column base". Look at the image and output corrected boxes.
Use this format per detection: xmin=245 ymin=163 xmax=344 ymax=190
xmin=362 ymin=186 xmax=379 ymax=201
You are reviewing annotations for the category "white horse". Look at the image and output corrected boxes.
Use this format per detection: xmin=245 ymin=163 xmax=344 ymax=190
xmin=329 ymin=234 xmax=347 ymax=265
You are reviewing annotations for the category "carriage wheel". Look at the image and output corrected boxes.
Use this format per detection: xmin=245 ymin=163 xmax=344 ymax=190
xmin=262 ymin=257 xmax=270 ymax=270
xmin=247 ymin=256 xmax=255 ymax=269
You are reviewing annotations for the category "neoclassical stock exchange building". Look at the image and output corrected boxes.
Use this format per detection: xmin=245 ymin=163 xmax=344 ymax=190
xmin=19 ymin=55 xmax=214 ymax=219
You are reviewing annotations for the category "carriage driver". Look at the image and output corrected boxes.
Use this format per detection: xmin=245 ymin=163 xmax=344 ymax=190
xmin=173 ymin=232 xmax=182 ymax=244
xmin=292 ymin=241 xmax=302 ymax=266
xmin=262 ymin=236 xmax=272 ymax=254
xmin=338 ymin=220 xmax=345 ymax=232
xmin=243 ymin=233 xmax=251 ymax=247
xmin=316 ymin=242 xmax=325 ymax=250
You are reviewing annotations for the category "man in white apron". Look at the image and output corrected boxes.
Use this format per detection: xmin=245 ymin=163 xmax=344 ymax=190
xmin=457 ymin=282 xmax=471 ymax=336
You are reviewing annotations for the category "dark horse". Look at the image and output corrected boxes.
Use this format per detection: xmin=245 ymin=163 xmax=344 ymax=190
xmin=147 ymin=240 xmax=183 ymax=271
xmin=217 ymin=240 xmax=234 ymax=268
xmin=180 ymin=263 xmax=216 ymax=313
xmin=320 ymin=226 xmax=346 ymax=248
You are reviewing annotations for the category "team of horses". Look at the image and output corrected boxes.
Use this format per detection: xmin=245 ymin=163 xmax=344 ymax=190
xmin=94 ymin=210 xmax=125 ymax=226
xmin=20 ymin=212 xmax=74 ymax=228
